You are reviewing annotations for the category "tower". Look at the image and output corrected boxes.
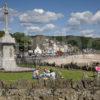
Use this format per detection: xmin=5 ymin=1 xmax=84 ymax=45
xmin=0 ymin=1 xmax=17 ymax=71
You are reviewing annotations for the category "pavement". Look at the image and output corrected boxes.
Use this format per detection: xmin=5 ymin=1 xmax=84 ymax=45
xmin=42 ymin=54 xmax=100 ymax=65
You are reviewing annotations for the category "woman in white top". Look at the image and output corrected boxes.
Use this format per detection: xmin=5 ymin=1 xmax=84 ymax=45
xmin=50 ymin=69 xmax=56 ymax=79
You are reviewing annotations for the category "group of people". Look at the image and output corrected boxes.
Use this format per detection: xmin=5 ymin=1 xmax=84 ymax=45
xmin=32 ymin=68 xmax=56 ymax=80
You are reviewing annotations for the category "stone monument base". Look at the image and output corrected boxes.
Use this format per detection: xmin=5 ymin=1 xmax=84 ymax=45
xmin=4 ymin=67 xmax=34 ymax=72
xmin=1 ymin=58 xmax=34 ymax=72
xmin=2 ymin=58 xmax=16 ymax=70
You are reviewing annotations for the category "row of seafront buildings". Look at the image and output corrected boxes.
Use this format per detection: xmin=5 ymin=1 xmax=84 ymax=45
xmin=42 ymin=41 xmax=71 ymax=55
xmin=28 ymin=36 xmax=78 ymax=56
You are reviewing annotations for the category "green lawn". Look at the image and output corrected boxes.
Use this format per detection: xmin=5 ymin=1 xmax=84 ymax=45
xmin=0 ymin=72 xmax=32 ymax=82
xmin=0 ymin=66 xmax=93 ymax=82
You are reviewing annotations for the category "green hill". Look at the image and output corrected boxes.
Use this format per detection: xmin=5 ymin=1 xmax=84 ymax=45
xmin=49 ymin=35 xmax=100 ymax=50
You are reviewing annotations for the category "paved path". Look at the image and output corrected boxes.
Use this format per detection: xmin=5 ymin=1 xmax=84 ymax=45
xmin=42 ymin=54 xmax=100 ymax=65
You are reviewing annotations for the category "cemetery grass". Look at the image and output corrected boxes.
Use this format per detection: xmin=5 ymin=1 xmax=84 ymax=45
xmin=0 ymin=66 xmax=94 ymax=83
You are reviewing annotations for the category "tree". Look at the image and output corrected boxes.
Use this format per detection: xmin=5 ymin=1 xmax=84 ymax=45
xmin=0 ymin=31 xmax=5 ymax=37
xmin=12 ymin=32 xmax=32 ymax=51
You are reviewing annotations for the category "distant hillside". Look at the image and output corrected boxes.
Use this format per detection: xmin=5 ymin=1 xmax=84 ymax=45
xmin=31 ymin=35 xmax=100 ymax=50
xmin=31 ymin=35 xmax=48 ymax=49
xmin=1 ymin=30 xmax=100 ymax=50
xmin=49 ymin=35 xmax=100 ymax=50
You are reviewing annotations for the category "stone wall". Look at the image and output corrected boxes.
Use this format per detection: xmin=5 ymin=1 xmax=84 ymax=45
xmin=0 ymin=79 xmax=100 ymax=100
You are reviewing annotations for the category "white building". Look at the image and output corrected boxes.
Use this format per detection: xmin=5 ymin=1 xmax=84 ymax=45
xmin=34 ymin=44 xmax=42 ymax=55
xmin=53 ymin=43 xmax=59 ymax=53
xmin=63 ymin=45 xmax=69 ymax=52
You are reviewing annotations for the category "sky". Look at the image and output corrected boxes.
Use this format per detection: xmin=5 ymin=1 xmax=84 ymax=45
xmin=0 ymin=0 xmax=100 ymax=37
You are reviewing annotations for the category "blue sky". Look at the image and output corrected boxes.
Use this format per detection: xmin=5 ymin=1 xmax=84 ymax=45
xmin=0 ymin=0 xmax=100 ymax=37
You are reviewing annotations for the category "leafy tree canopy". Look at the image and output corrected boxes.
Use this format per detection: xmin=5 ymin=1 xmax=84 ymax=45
xmin=12 ymin=32 xmax=32 ymax=51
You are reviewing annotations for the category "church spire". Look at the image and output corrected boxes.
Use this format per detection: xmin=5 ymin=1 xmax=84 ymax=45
xmin=3 ymin=0 xmax=9 ymax=34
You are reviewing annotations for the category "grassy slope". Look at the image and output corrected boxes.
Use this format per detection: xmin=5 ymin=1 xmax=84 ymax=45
xmin=0 ymin=72 xmax=32 ymax=81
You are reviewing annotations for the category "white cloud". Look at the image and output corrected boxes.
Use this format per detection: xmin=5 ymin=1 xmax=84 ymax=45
xmin=81 ymin=29 xmax=95 ymax=37
xmin=92 ymin=11 xmax=100 ymax=24
xmin=9 ymin=8 xmax=20 ymax=17
xmin=53 ymin=27 xmax=70 ymax=36
xmin=68 ymin=11 xmax=93 ymax=25
xmin=26 ymin=23 xmax=56 ymax=33
xmin=19 ymin=9 xmax=64 ymax=24
xmin=19 ymin=9 xmax=61 ymax=34
xmin=65 ymin=11 xmax=100 ymax=37
xmin=34 ymin=9 xmax=44 ymax=14
xmin=21 ymin=23 xmax=33 ymax=27
xmin=68 ymin=11 xmax=100 ymax=26
xmin=44 ymin=24 xmax=55 ymax=30
xmin=27 ymin=26 xmax=42 ymax=33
